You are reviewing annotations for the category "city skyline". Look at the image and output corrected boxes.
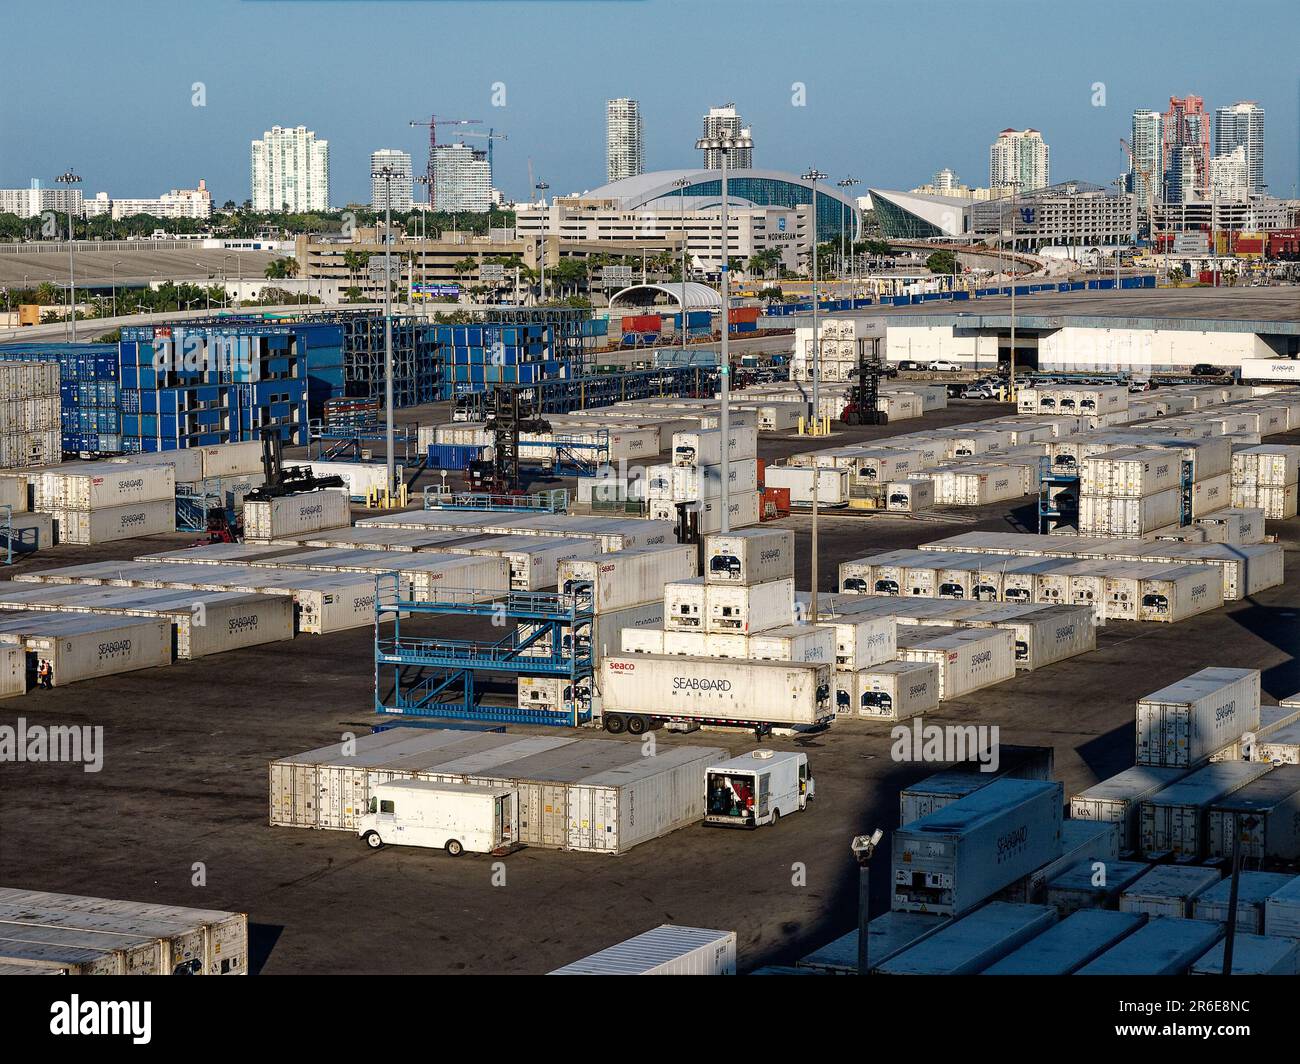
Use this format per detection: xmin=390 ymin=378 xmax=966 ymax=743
xmin=3 ymin=0 xmax=1298 ymax=207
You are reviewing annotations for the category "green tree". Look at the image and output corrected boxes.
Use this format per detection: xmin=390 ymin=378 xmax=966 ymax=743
xmin=926 ymin=250 xmax=959 ymax=275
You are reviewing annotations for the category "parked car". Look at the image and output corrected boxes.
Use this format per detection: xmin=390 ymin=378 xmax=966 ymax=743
xmin=897 ymin=360 xmax=924 ymax=372
xmin=928 ymin=360 xmax=961 ymax=372
xmin=1191 ymin=363 xmax=1226 ymax=377
xmin=961 ymin=384 xmax=997 ymax=399
xmin=1128 ymin=377 xmax=1152 ymax=393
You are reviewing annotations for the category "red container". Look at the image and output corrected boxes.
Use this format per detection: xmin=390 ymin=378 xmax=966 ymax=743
xmin=760 ymin=486 xmax=790 ymax=520
xmin=728 ymin=306 xmax=760 ymax=324
xmin=622 ymin=315 xmax=661 ymax=333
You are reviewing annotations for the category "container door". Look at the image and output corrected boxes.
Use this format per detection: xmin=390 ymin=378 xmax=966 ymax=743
xmin=541 ymin=784 xmax=567 ymax=847
xmin=566 ymin=786 xmax=593 ymax=851
xmin=756 ymin=772 xmax=770 ymax=820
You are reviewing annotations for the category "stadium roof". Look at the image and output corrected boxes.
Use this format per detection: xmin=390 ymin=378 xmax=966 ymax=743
xmin=582 ymin=168 xmax=861 ymax=215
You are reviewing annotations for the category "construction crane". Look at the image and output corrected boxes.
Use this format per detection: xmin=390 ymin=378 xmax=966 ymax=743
xmin=409 ymin=115 xmax=482 ymax=208
xmin=1120 ymin=137 xmax=1156 ymax=239
xmin=461 ymin=128 xmax=508 ymax=172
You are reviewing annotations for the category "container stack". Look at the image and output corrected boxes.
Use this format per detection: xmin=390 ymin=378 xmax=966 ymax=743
xmin=0 ymin=361 xmax=61 ymax=469
xmin=243 ymin=489 xmax=350 ymax=543
xmin=33 ymin=461 xmax=176 ymax=545
xmin=646 ymin=427 xmax=761 ymax=532
xmin=432 ymin=322 xmax=561 ymax=390
xmin=1078 ymin=448 xmax=1182 ymax=538
xmin=0 ymin=344 xmax=120 ymax=454
xmin=790 ymin=319 xmax=858 ymax=383
xmin=1231 ymin=443 xmax=1300 ymax=519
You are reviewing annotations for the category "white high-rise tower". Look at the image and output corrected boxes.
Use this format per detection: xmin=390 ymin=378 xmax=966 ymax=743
xmin=606 ymin=99 xmax=644 ymax=183
xmin=250 ymin=125 xmax=330 ymax=212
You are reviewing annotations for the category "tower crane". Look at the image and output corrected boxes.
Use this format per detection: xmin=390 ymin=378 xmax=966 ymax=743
xmin=409 ymin=115 xmax=482 ymax=208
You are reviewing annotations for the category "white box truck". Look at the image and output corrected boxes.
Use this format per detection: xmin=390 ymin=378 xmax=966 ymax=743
xmin=704 ymin=750 xmax=814 ymax=828
xmin=357 ymin=780 xmax=517 ymax=856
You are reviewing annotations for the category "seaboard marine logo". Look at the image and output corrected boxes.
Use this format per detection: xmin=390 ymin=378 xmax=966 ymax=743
xmin=1215 ymin=700 xmax=1236 ymax=723
xmin=96 ymin=639 xmax=132 ymax=660
xmin=1055 ymin=624 xmax=1076 ymax=641
xmin=119 ymin=511 xmax=147 ymax=529
xmin=1191 ymin=583 xmax=1208 ymax=600
xmin=353 ymin=595 xmax=375 ymax=610
xmin=299 ymin=504 xmax=323 ymax=517
xmin=759 ymin=549 xmax=782 ymax=562
xmin=995 ymin=825 xmax=1028 ymax=863
xmin=227 ymin=614 xmax=260 ymax=633
xmin=674 ymin=676 xmax=731 ymax=691
xmin=970 ymin=650 xmax=993 ymax=667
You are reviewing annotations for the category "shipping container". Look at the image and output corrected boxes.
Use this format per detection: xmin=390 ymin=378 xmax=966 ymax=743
xmin=839 ymin=660 xmax=940 ymax=720
xmin=108 ymin=447 xmax=205 ymax=485
xmin=1136 ymin=667 xmax=1261 ymax=768
xmin=1120 ymin=864 xmax=1222 ymax=918
xmin=747 ymin=624 xmax=835 ymax=664
xmin=660 ymin=629 xmax=748 ymax=658
xmin=1194 ymin=507 xmax=1264 ymax=545
xmin=1205 ymin=767 xmax=1300 ymax=860
xmin=982 ymin=909 xmax=1145 ymax=975
xmin=705 ymin=578 xmax=794 ymax=634
xmin=459 ymin=535 xmax=596 ymax=591
xmin=1069 ymin=765 xmax=1192 ymax=850
xmin=961 ymin=603 xmax=1096 ymax=671
xmin=828 ymin=615 xmax=898 ymax=671
xmin=0 ymin=888 xmax=248 ymax=976
xmin=0 ymin=612 xmax=171 ymax=686
xmin=597 ymin=654 xmax=834 ymax=733
xmin=1192 ymin=872 xmax=1297 ymax=934
xmin=1139 ymin=761 xmax=1275 ymax=857
xmin=796 ymin=911 xmax=949 ymax=974
xmin=1081 ymin=449 xmax=1181 ymax=498
xmin=0 ymin=643 xmax=24 ymax=699
xmin=1043 ymin=858 xmax=1153 ymax=915
xmin=244 ymin=489 xmax=350 ymax=541
xmin=560 ymin=545 xmax=698 ymax=614
xmin=549 ymin=925 xmax=736 ymax=975
xmin=1137 ymin=566 xmax=1225 ymax=622
xmin=1232 ymin=443 xmax=1300 ymax=486
xmin=620 ymin=627 xmax=665 ymax=654
xmin=671 ymin=427 xmax=758 ymax=467
xmin=891 ymin=779 xmax=1064 ymax=916
xmin=897 ymin=626 xmax=1016 ymax=700
xmin=565 ymin=745 xmax=727 ymax=853
xmin=35 ymin=462 xmax=175 ymax=510
xmin=199 ymin=441 xmax=264 ymax=479
xmin=663 ymin=577 xmax=706 ymax=630
xmin=762 ymin=465 xmax=851 ymax=507
xmin=1079 ymin=488 xmax=1181 ymax=537
xmin=877 ymin=902 xmax=1058 ymax=975
xmin=886 ymin=478 xmax=936 ymax=512
xmin=303 ymin=461 xmax=403 ymax=502
xmin=1077 ymin=916 xmax=1224 ymax=976
xmin=896 ymin=747 xmax=1057 ymax=823
xmin=1264 ymin=876 xmax=1300 ymax=940
xmin=1190 ymin=472 xmax=1232 ymax=517
xmin=704 ymin=528 xmax=794 ymax=585
xmin=1190 ymin=932 xmax=1300 ymax=976
xmin=50 ymin=498 xmax=177 ymax=545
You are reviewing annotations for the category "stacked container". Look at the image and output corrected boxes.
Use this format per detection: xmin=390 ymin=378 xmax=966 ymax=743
xmin=1079 ymin=448 xmax=1182 ymax=538
xmin=0 ymin=361 xmax=61 ymax=469
xmin=34 ymin=461 xmax=176 ymax=545
xmin=1231 ymin=443 xmax=1300 ymax=519
xmin=1135 ymin=667 xmax=1261 ymax=768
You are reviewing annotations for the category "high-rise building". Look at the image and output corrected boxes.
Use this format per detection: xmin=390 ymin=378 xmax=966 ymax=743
xmin=1214 ymin=101 xmax=1265 ymax=195
xmin=989 ymin=129 xmax=1050 ymax=192
xmin=1210 ymin=145 xmax=1250 ymax=200
xmin=370 ymin=149 xmax=413 ymax=211
xmin=1127 ymin=109 xmax=1163 ymax=210
xmin=430 ymin=143 xmax=491 ymax=212
xmin=1161 ymin=95 xmax=1209 ymax=203
xmin=700 ymin=104 xmax=753 ymax=168
xmin=0 ymin=182 xmax=84 ymax=219
xmin=606 ymin=98 xmax=644 ymax=183
xmin=250 ymin=125 xmax=329 ymax=212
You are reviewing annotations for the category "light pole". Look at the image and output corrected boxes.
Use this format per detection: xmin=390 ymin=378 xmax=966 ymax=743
xmin=415 ymin=174 xmax=432 ymax=314
xmin=851 ymin=829 xmax=884 ymax=976
xmin=110 ymin=260 xmax=122 ymax=319
xmin=696 ymin=131 xmax=752 ymax=534
xmin=372 ymin=164 xmax=399 ymax=494
xmin=56 ymin=169 xmax=82 ymax=341
xmin=804 ymin=167 xmax=827 ymax=623
xmin=838 ymin=177 xmax=859 ymax=294
xmin=672 ymin=177 xmax=691 ymax=359
xmin=535 ymin=181 xmax=550 ymax=305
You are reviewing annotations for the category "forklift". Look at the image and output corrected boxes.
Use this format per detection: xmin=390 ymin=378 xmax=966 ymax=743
xmin=244 ymin=429 xmax=347 ymax=502
xmin=840 ymin=336 xmax=890 ymax=426
xmin=468 ymin=386 xmax=551 ymax=495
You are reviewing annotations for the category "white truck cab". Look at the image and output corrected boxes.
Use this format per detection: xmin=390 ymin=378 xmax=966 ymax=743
xmin=704 ymin=750 xmax=813 ymax=829
xmin=358 ymin=780 xmax=517 ymax=856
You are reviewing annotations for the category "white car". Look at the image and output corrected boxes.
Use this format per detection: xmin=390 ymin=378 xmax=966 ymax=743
xmin=928 ymin=360 xmax=961 ymax=372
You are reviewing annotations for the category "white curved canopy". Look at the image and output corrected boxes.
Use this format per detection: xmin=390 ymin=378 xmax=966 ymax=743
xmin=609 ymin=282 xmax=722 ymax=312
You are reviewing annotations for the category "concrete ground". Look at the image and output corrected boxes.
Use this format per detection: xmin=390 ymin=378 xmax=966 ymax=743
xmin=2 ymin=404 xmax=1298 ymax=974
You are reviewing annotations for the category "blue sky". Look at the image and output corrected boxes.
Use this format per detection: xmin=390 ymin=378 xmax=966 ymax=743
xmin=4 ymin=0 xmax=1297 ymax=205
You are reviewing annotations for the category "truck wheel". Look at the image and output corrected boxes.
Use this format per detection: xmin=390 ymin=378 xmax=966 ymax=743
xmin=446 ymin=839 xmax=464 ymax=857
xmin=363 ymin=831 xmax=383 ymax=849
xmin=604 ymin=714 xmax=626 ymax=734
xmin=626 ymin=715 xmax=647 ymax=735
xmin=770 ymin=810 xmax=781 ymax=827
